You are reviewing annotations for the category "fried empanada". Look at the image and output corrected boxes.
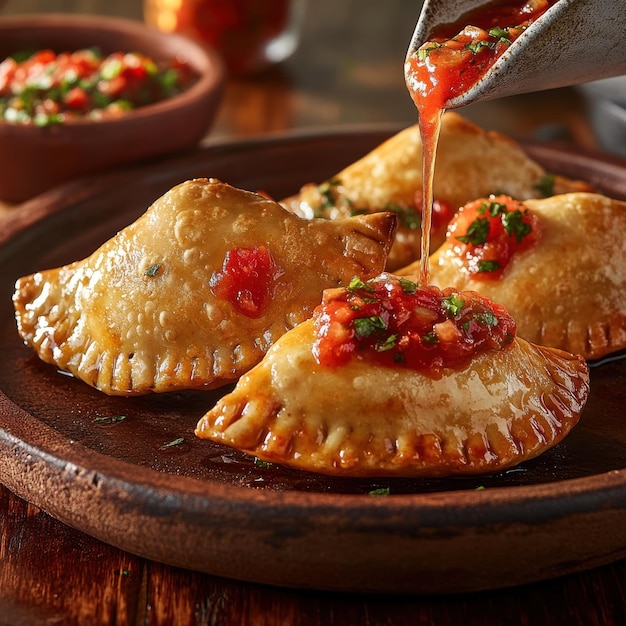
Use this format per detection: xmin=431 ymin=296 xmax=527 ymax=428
xmin=281 ymin=112 xmax=592 ymax=270
xmin=404 ymin=192 xmax=626 ymax=360
xmin=196 ymin=275 xmax=589 ymax=477
xmin=13 ymin=178 xmax=396 ymax=396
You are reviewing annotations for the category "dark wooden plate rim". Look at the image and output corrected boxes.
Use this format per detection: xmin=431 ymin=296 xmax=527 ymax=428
xmin=0 ymin=126 xmax=625 ymax=594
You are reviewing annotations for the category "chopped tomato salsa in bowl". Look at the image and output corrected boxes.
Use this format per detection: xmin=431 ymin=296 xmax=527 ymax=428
xmin=0 ymin=14 xmax=224 ymax=202
xmin=0 ymin=48 xmax=197 ymax=126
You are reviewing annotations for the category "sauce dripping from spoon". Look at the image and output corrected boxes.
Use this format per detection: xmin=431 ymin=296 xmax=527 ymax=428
xmin=404 ymin=0 xmax=556 ymax=285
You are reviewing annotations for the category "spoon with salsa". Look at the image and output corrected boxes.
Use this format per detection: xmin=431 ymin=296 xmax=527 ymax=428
xmin=405 ymin=0 xmax=626 ymax=111
xmin=403 ymin=0 xmax=626 ymax=285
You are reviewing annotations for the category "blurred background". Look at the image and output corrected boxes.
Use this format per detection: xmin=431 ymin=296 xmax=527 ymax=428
xmin=1 ymin=0 xmax=624 ymax=154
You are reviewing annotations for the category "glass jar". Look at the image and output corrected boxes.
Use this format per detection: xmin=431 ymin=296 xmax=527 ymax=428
xmin=144 ymin=0 xmax=306 ymax=75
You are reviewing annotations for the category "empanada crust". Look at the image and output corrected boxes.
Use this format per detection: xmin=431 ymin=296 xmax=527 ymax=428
xmin=13 ymin=179 xmax=396 ymax=396
xmin=282 ymin=112 xmax=593 ymax=270
xmin=407 ymin=192 xmax=626 ymax=360
xmin=196 ymin=318 xmax=589 ymax=477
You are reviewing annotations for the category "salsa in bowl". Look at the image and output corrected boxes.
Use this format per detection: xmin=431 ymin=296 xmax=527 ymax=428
xmin=0 ymin=13 xmax=224 ymax=202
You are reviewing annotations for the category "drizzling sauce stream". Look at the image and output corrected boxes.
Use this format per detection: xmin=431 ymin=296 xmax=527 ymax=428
xmin=404 ymin=0 xmax=556 ymax=284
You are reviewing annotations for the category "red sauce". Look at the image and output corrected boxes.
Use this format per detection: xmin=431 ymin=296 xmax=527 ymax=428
xmin=404 ymin=0 xmax=556 ymax=284
xmin=415 ymin=196 xmax=455 ymax=234
xmin=447 ymin=195 xmax=539 ymax=279
xmin=0 ymin=48 xmax=195 ymax=126
xmin=210 ymin=246 xmax=284 ymax=318
xmin=312 ymin=274 xmax=516 ymax=375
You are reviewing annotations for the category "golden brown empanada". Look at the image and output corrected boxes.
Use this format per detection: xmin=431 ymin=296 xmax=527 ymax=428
xmin=281 ymin=112 xmax=592 ymax=270
xmin=404 ymin=192 xmax=626 ymax=360
xmin=13 ymin=178 xmax=396 ymax=396
xmin=196 ymin=275 xmax=589 ymax=477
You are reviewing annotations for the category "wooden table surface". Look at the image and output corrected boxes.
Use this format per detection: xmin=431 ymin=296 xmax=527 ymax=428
xmin=1 ymin=1 xmax=625 ymax=624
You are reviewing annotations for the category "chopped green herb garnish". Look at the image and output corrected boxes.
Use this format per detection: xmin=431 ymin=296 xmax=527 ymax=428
xmin=161 ymin=437 xmax=185 ymax=449
xmin=422 ymin=331 xmax=439 ymax=344
xmin=456 ymin=217 xmax=490 ymax=245
xmin=417 ymin=42 xmax=444 ymax=61
xmin=368 ymin=487 xmax=391 ymax=496
xmin=488 ymin=27 xmax=512 ymax=45
xmin=384 ymin=202 xmax=421 ymax=230
xmin=479 ymin=201 xmax=507 ymax=217
xmin=475 ymin=311 xmax=498 ymax=327
xmin=475 ymin=485 xmax=486 ymax=491
xmin=466 ymin=39 xmax=495 ymax=54
xmin=353 ymin=315 xmax=387 ymax=338
xmin=535 ymin=173 xmax=555 ymax=197
xmin=348 ymin=275 xmax=374 ymax=293
xmin=93 ymin=414 xmax=127 ymax=425
xmin=502 ymin=210 xmax=532 ymax=243
xmin=477 ymin=260 xmax=502 ymax=273
xmin=442 ymin=293 xmax=466 ymax=317
xmin=317 ymin=178 xmax=341 ymax=209
xmin=399 ymin=277 xmax=417 ymax=294
xmin=253 ymin=457 xmax=273 ymax=469
xmin=375 ymin=334 xmax=398 ymax=352
xmin=145 ymin=264 xmax=160 ymax=277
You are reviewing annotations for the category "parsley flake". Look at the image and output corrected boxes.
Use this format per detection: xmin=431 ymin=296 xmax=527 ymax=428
xmin=466 ymin=40 xmax=495 ymax=54
xmin=253 ymin=457 xmax=273 ymax=469
xmin=353 ymin=315 xmax=387 ymax=338
xmin=422 ymin=331 xmax=439 ymax=344
xmin=417 ymin=42 xmax=444 ymax=61
xmin=442 ymin=293 xmax=466 ymax=317
xmin=317 ymin=178 xmax=341 ymax=209
xmin=368 ymin=487 xmax=391 ymax=496
xmin=477 ymin=260 xmax=502 ymax=273
xmin=160 ymin=437 xmax=185 ymax=449
xmin=348 ymin=276 xmax=374 ymax=293
xmin=535 ymin=173 xmax=555 ymax=197
xmin=399 ymin=277 xmax=417 ymax=294
xmin=475 ymin=311 xmax=498 ymax=327
xmin=93 ymin=414 xmax=127 ymax=425
xmin=375 ymin=334 xmax=398 ymax=352
xmin=145 ymin=264 xmax=160 ymax=277
xmin=385 ymin=202 xmax=420 ymax=230
xmin=479 ymin=201 xmax=507 ymax=217
xmin=488 ymin=27 xmax=512 ymax=45
xmin=456 ymin=217 xmax=490 ymax=245
xmin=502 ymin=210 xmax=532 ymax=243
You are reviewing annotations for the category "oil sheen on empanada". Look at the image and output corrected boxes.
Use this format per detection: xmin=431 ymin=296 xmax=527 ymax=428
xmin=13 ymin=178 xmax=396 ymax=396
xmin=196 ymin=275 xmax=589 ymax=477
xmin=281 ymin=112 xmax=593 ymax=270
xmin=409 ymin=192 xmax=626 ymax=360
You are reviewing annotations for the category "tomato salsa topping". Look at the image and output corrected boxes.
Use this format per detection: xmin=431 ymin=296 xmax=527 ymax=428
xmin=0 ymin=47 xmax=196 ymax=126
xmin=210 ymin=246 xmax=284 ymax=318
xmin=447 ymin=195 xmax=539 ymax=279
xmin=312 ymin=274 xmax=516 ymax=375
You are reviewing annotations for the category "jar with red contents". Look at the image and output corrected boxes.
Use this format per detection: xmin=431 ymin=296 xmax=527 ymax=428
xmin=144 ymin=0 xmax=306 ymax=75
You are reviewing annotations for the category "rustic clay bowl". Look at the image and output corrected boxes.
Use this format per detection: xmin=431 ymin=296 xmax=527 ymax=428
xmin=0 ymin=13 xmax=225 ymax=202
